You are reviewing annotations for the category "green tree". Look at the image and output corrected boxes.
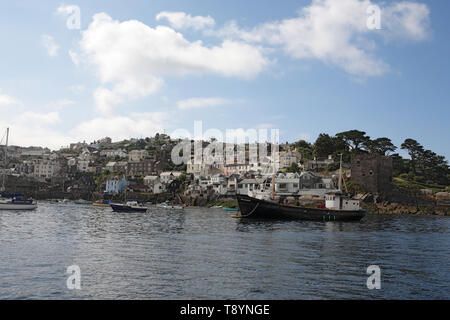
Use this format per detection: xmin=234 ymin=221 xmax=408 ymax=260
xmin=336 ymin=130 xmax=370 ymax=152
xmin=401 ymin=139 xmax=424 ymax=174
xmin=364 ymin=137 xmax=397 ymax=155
xmin=285 ymin=162 xmax=301 ymax=173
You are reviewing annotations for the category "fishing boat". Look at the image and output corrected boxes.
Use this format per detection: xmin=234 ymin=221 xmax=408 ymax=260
xmin=111 ymin=201 xmax=148 ymax=212
xmin=236 ymin=154 xmax=366 ymax=221
xmin=0 ymin=128 xmax=37 ymax=210
xmin=93 ymin=199 xmax=111 ymax=207
xmin=156 ymin=202 xmax=184 ymax=210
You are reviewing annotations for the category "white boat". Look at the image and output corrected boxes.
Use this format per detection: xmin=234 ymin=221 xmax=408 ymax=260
xmin=0 ymin=198 xmax=38 ymax=210
xmin=0 ymin=128 xmax=38 ymax=210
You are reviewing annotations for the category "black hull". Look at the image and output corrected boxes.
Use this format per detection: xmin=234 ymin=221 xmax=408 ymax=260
xmin=237 ymin=194 xmax=365 ymax=221
xmin=111 ymin=204 xmax=147 ymax=213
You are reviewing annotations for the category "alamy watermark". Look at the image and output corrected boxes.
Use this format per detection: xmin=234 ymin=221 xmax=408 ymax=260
xmin=66 ymin=265 xmax=81 ymax=290
xmin=57 ymin=5 xmax=81 ymax=30
xmin=366 ymin=265 xmax=381 ymax=290
xmin=170 ymin=121 xmax=281 ymax=174
xmin=367 ymin=5 xmax=381 ymax=30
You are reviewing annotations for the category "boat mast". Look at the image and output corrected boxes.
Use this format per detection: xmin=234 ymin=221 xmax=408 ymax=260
xmin=1 ymin=127 xmax=9 ymax=192
xmin=338 ymin=153 xmax=343 ymax=192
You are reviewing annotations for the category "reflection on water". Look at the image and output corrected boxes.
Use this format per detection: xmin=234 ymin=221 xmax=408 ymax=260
xmin=0 ymin=203 xmax=449 ymax=299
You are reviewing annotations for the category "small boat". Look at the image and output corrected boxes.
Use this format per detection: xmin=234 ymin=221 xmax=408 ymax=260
xmin=210 ymin=206 xmax=223 ymax=209
xmin=0 ymin=193 xmax=37 ymax=210
xmin=0 ymin=128 xmax=38 ymax=211
xmin=156 ymin=202 xmax=184 ymax=210
xmin=74 ymin=199 xmax=92 ymax=205
xmin=223 ymin=207 xmax=239 ymax=212
xmin=111 ymin=201 xmax=148 ymax=212
xmin=93 ymin=200 xmax=111 ymax=207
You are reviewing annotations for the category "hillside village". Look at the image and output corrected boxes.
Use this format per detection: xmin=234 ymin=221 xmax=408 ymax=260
xmin=1 ymin=134 xmax=337 ymax=200
xmin=2 ymin=131 xmax=449 ymax=212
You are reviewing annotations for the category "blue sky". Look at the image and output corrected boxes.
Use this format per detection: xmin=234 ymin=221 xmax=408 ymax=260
xmin=0 ymin=0 xmax=448 ymax=160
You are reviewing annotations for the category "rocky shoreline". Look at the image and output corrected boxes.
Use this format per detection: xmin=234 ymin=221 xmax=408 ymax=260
xmin=362 ymin=203 xmax=449 ymax=216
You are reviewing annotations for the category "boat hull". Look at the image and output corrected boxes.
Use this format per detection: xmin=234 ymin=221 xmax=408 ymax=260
xmin=111 ymin=204 xmax=147 ymax=213
xmin=237 ymin=194 xmax=365 ymax=221
xmin=0 ymin=203 xmax=38 ymax=210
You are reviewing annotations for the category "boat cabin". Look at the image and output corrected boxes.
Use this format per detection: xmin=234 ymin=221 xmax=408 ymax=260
xmin=325 ymin=192 xmax=360 ymax=211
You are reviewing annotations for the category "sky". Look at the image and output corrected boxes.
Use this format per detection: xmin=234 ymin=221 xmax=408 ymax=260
xmin=0 ymin=0 xmax=448 ymax=160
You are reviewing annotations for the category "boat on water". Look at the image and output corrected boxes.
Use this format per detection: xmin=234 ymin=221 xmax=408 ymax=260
xmin=93 ymin=200 xmax=111 ymax=207
xmin=222 ymin=207 xmax=239 ymax=212
xmin=74 ymin=199 xmax=93 ymax=205
xmin=111 ymin=201 xmax=148 ymax=212
xmin=0 ymin=128 xmax=37 ymax=211
xmin=236 ymin=154 xmax=366 ymax=221
xmin=156 ymin=202 xmax=185 ymax=210
xmin=0 ymin=193 xmax=38 ymax=210
xmin=237 ymin=193 xmax=365 ymax=221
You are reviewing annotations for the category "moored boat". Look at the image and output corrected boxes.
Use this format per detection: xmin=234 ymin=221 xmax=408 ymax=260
xmin=236 ymin=153 xmax=365 ymax=221
xmin=111 ymin=201 xmax=148 ymax=212
xmin=0 ymin=128 xmax=38 ymax=211
xmin=74 ymin=199 xmax=92 ymax=205
xmin=0 ymin=194 xmax=38 ymax=210
xmin=236 ymin=193 xmax=365 ymax=221
xmin=93 ymin=200 xmax=111 ymax=207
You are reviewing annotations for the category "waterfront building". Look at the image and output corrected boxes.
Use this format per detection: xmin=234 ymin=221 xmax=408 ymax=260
xmin=33 ymin=159 xmax=61 ymax=180
xmin=127 ymin=161 xmax=154 ymax=177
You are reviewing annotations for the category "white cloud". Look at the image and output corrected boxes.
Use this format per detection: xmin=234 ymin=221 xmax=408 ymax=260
xmin=156 ymin=11 xmax=215 ymax=30
xmin=0 ymin=93 xmax=20 ymax=107
xmin=71 ymin=112 xmax=168 ymax=142
xmin=68 ymin=85 xmax=85 ymax=94
xmin=177 ymin=97 xmax=233 ymax=110
xmin=41 ymin=34 xmax=59 ymax=57
xmin=93 ymin=87 xmax=122 ymax=114
xmin=78 ymin=13 xmax=268 ymax=112
xmin=19 ymin=111 xmax=61 ymax=125
xmin=212 ymin=0 xmax=430 ymax=77
xmin=51 ymin=99 xmax=75 ymax=111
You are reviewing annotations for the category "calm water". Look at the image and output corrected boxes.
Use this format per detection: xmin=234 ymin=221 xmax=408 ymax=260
xmin=0 ymin=202 xmax=449 ymax=300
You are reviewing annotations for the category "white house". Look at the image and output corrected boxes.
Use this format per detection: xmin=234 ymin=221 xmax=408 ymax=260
xmin=100 ymin=149 xmax=127 ymax=158
xmin=143 ymin=175 xmax=165 ymax=194
xmin=128 ymin=150 xmax=148 ymax=162
xmin=33 ymin=159 xmax=60 ymax=180
xmin=160 ymin=171 xmax=183 ymax=184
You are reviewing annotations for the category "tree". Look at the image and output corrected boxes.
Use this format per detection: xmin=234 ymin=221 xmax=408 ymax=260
xmin=401 ymin=139 xmax=424 ymax=174
xmin=364 ymin=137 xmax=397 ymax=155
xmin=285 ymin=162 xmax=301 ymax=173
xmin=336 ymin=130 xmax=370 ymax=152
xmin=313 ymin=134 xmax=345 ymax=158
xmin=292 ymin=140 xmax=313 ymax=160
